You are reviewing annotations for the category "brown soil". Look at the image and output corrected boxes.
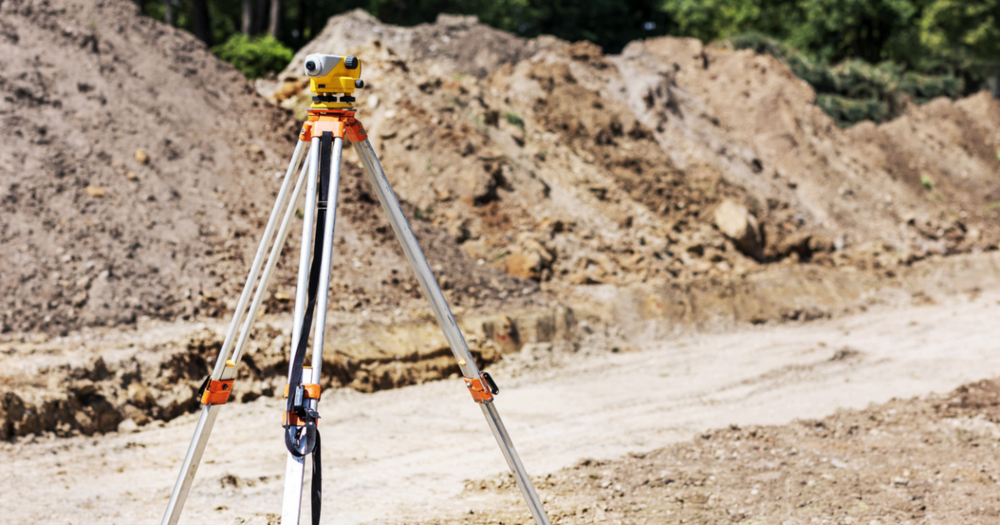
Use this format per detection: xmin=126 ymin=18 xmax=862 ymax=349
xmin=0 ymin=0 xmax=301 ymax=334
xmin=5 ymin=3 xmax=1000 ymax=339
xmin=271 ymin=10 xmax=1000 ymax=301
xmin=3 ymin=290 xmax=1000 ymax=524
xmin=4 ymin=1 xmax=1000 ymax=440
xmin=0 ymin=303 xmax=576 ymax=438
xmin=437 ymin=378 xmax=1000 ymax=525
xmin=4 ymin=8 xmax=1000 ymax=521
xmin=0 ymin=1 xmax=543 ymax=337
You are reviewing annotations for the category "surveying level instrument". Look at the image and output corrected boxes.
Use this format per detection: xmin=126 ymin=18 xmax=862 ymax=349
xmin=161 ymin=54 xmax=552 ymax=525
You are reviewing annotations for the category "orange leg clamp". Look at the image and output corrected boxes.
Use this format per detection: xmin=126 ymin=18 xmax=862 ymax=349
xmin=465 ymin=374 xmax=494 ymax=404
xmin=283 ymin=382 xmax=322 ymax=426
xmin=284 ymin=411 xmax=309 ymax=427
xmin=299 ymin=121 xmax=314 ymax=142
xmin=283 ymin=383 xmax=322 ymax=401
xmin=346 ymin=121 xmax=368 ymax=142
xmin=201 ymin=379 xmax=235 ymax=405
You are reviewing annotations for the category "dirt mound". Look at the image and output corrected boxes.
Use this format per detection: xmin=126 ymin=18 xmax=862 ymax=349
xmin=270 ymin=31 xmax=761 ymax=295
xmin=8 ymin=4 xmax=1000 ymax=337
xmin=266 ymin=13 xmax=1000 ymax=308
xmin=0 ymin=0 xmax=539 ymax=336
xmin=0 ymin=0 xmax=299 ymax=334
xmin=621 ymin=37 xmax=1000 ymax=261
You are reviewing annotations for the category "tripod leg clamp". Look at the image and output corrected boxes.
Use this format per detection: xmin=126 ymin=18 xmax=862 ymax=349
xmin=283 ymin=382 xmax=322 ymax=426
xmin=284 ymin=383 xmax=322 ymax=402
xmin=345 ymin=121 xmax=367 ymax=142
xmin=201 ymin=360 xmax=237 ymax=405
xmin=464 ymin=372 xmax=499 ymax=404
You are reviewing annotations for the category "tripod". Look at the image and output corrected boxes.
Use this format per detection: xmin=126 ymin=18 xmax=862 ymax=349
xmin=160 ymin=54 xmax=551 ymax=525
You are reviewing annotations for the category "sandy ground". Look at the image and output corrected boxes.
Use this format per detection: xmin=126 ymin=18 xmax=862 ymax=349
xmin=2 ymin=290 xmax=999 ymax=524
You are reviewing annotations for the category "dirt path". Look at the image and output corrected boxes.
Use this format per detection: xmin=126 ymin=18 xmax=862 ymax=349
xmin=2 ymin=290 xmax=999 ymax=524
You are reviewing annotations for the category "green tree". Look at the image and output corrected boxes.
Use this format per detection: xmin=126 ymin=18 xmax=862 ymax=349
xmin=791 ymin=0 xmax=925 ymax=64
xmin=920 ymin=0 xmax=1000 ymax=61
xmin=662 ymin=0 xmax=798 ymax=43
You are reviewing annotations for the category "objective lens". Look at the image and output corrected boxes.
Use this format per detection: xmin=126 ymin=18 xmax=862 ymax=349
xmin=305 ymin=61 xmax=317 ymax=71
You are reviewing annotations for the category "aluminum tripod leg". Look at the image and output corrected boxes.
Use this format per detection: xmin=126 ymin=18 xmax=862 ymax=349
xmin=353 ymin=138 xmax=552 ymax=525
xmin=281 ymin=136 xmax=321 ymax=524
xmin=161 ymin=142 xmax=311 ymax=525
xmin=281 ymin=136 xmax=343 ymax=524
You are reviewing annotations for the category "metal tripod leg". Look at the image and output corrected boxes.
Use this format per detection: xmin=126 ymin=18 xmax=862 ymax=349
xmin=353 ymin=138 xmax=552 ymax=525
xmin=282 ymin=136 xmax=321 ymax=524
xmin=281 ymin=136 xmax=343 ymax=524
xmin=161 ymin=141 xmax=311 ymax=525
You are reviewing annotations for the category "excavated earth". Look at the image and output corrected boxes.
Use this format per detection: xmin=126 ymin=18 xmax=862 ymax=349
xmin=4 ymin=3 xmax=1000 ymax=521
xmin=423 ymin=378 xmax=1000 ymax=525
xmin=3 ymin=0 xmax=1000 ymax=440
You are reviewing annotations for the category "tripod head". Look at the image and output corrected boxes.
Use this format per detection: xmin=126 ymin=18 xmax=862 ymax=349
xmin=304 ymin=53 xmax=364 ymax=109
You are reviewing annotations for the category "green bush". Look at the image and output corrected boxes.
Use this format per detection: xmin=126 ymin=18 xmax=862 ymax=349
xmin=816 ymin=95 xmax=889 ymax=124
xmin=730 ymin=31 xmax=790 ymax=59
xmin=211 ymin=34 xmax=294 ymax=79
xmin=731 ymin=31 xmax=964 ymax=126
xmin=899 ymin=71 xmax=964 ymax=102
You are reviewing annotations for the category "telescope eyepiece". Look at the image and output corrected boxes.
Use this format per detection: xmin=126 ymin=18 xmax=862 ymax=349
xmin=305 ymin=60 xmax=317 ymax=72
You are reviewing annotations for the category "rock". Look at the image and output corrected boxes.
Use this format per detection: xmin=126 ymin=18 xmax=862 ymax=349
xmin=713 ymin=199 xmax=762 ymax=260
xmin=121 ymin=404 xmax=151 ymax=426
xmin=124 ymin=171 xmax=138 ymax=180
xmin=482 ymin=314 xmax=520 ymax=353
xmin=134 ymin=148 xmax=149 ymax=164
xmin=117 ymin=418 xmax=138 ymax=433
xmin=127 ymin=382 xmax=156 ymax=409
xmin=71 ymin=291 xmax=88 ymax=307
xmin=504 ymin=235 xmax=555 ymax=281
xmin=446 ymin=221 xmax=470 ymax=243
xmin=770 ymin=231 xmax=835 ymax=262
xmin=84 ymin=185 xmax=107 ymax=197
xmin=435 ymin=187 xmax=454 ymax=202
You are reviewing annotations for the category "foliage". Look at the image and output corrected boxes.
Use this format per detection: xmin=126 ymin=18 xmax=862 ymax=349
xmin=732 ymin=32 xmax=965 ymax=126
xmin=140 ymin=0 xmax=671 ymax=54
xmin=667 ymin=0 xmax=997 ymax=98
xmin=788 ymin=0 xmax=924 ymax=64
xmin=140 ymin=0 xmax=997 ymax=127
xmin=211 ymin=34 xmax=294 ymax=79
xmin=360 ymin=0 xmax=672 ymax=53
xmin=662 ymin=0 xmax=798 ymax=43
xmin=920 ymin=0 xmax=1000 ymax=60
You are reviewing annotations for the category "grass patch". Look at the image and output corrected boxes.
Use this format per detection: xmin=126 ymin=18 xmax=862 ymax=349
xmin=503 ymin=111 xmax=525 ymax=131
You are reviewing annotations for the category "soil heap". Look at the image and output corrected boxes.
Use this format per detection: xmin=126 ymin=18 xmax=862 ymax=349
xmin=271 ymin=9 xmax=1000 ymax=298
xmin=0 ymin=0 xmax=296 ymax=333
xmin=0 ymin=0 xmax=532 ymax=336
xmin=5 ymin=3 xmax=1000 ymax=439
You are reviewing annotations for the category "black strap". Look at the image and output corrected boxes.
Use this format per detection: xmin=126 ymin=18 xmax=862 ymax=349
xmin=311 ymin=432 xmax=322 ymax=523
xmin=283 ymin=131 xmax=334 ymax=525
